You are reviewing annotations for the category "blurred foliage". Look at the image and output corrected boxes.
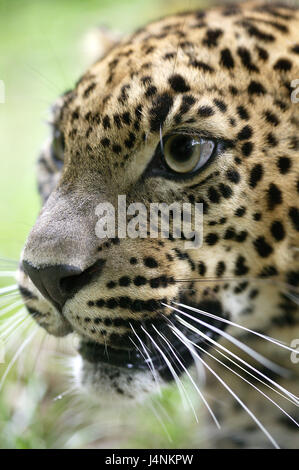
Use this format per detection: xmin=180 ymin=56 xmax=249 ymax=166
xmin=0 ymin=0 xmax=207 ymax=260
xmin=0 ymin=0 xmax=211 ymax=448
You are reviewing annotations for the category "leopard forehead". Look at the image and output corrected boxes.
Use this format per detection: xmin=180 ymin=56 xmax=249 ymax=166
xmin=56 ymin=1 xmax=299 ymax=181
xmin=50 ymin=2 xmax=299 ymax=243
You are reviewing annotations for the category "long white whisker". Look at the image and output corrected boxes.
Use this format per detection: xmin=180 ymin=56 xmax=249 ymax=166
xmin=4 ymin=316 xmax=33 ymax=346
xmin=175 ymin=277 xmax=299 ymax=295
xmin=165 ymin=303 xmax=297 ymax=392
xmin=140 ymin=326 xmax=195 ymax=417
xmin=152 ymin=324 xmax=220 ymax=429
xmin=204 ymin=343 xmax=299 ymax=427
xmin=147 ymin=400 xmax=173 ymax=443
xmin=0 ymin=292 xmax=22 ymax=306
xmin=29 ymin=329 xmax=48 ymax=376
xmin=129 ymin=324 xmax=162 ymax=395
xmin=173 ymin=301 xmax=298 ymax=354
xmin=171 ymin=326 xmax=280 ymax=449
xmin=0 ymin=284 xmax=18 ymax=296
xmin=129 ymin=337 xmax=150 ymax=366
xmin=0 ymin=309 xmax=28 ymax=339
xmin=0 ymin=327 xmax=38 ymax=391
xmin=175 ymin=318 xmax=291 ymax=411
xmin=128 ymin=336 xmax=160 ymax=388
xmin=283 ymin=291 xmax=299 ymax=306
xmin=160 ymin=313 xmax=206 ymax=386
xmin=0 ymin=257 xmax=18 ymax=265
xmin=0 ymin=271 xmax=17 ymax=278
xmin=208 ymin=337 xmax=297 ymax=407
xmin=173 ymin=312 xmax=299 ymax=426
xmin=0 ymin=304 xmax=26 ymax=322
xmin=53 ymin=387 xmax=77 ymax=402
xmin=0 ymin=299 xmax=24 ymax=317
xmin=130 ymin=326 xmax=156 ymax=365
xmin=152 ymin=397 xmax=174 ymax=425
xmin=175 ymin=313 xmax=298 ymax=406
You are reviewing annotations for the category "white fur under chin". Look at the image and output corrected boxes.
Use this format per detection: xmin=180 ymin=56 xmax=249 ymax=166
xmin=71 ymin=355 xmax=161 ymax=404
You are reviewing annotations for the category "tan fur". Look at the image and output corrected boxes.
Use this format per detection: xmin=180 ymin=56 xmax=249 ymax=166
xmin=18 ymin=1 xmax=299 ymax=448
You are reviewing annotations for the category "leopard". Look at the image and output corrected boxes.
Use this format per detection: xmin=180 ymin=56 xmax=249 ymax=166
xmin=16 ymin=0 xmax=299 ymax=448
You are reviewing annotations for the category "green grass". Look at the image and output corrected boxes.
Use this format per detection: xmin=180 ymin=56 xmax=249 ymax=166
xmin=0 ymin=0 xmax=207 ymax=259
xmin=0 ymin=0 xmax=208 ymax=449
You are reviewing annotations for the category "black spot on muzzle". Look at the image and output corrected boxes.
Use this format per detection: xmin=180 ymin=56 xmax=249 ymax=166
xmin=79 ymin=298 xmax=227 ymax=382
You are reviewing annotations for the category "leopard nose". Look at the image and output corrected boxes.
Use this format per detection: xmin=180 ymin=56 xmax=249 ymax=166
xmin=22 ymin=260 xmax=105 ymax=311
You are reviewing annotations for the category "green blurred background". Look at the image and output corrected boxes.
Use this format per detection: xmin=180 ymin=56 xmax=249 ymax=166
xmin=0 ymin=0 xmax=214 ymax=449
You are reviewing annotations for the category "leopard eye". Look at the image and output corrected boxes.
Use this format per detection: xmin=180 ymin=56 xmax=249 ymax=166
xmin=51 ymin=128 xmax=65 ymax=168
xmin=163 ymin=134 xmax=215 ymax=174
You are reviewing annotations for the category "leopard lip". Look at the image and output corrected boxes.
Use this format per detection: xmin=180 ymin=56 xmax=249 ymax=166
xmin=78 ymin=299 xmax=227 ymax=382
xmin=78 ymin=341 xmax=149 ymax=370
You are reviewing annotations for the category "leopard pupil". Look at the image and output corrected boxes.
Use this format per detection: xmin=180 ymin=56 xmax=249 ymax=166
xmin=169 ymin=135 xmax=194 ymax=162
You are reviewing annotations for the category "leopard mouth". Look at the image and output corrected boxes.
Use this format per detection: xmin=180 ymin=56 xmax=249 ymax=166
xmin=78 ymin=299 xmax=226 ymax=382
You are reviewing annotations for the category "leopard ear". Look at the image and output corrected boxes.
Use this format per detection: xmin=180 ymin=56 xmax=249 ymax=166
xmin=82 ymin=25 xmax=122 ymax=65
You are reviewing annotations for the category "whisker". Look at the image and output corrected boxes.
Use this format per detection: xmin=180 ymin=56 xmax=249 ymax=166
xmin=140 ymin=326 xmax=195 ymax=417
xmin=147 ymin=400 xmax=173 ymax=443
xmin=175 ymin=277 xmax=299 ymax=295
xmin=0 ymin=327 xmax=38 ymax=391
xmin=0 ymin=257 xmax=18 ymax=265
xmin=3 ymin=316 xmax=33 ymax=346
xmin=0 ymin=298 xmax=20 ymax=312
xmin=29 ymin=329 xmax=47 ymax=375
xmin=0 ymin=271 xmax=17 ymax=278
xmin=171 ymin=326 xmax=280 ymax=449
xmin=0 ymin=284 xmax=19 ymax=296
xmin=164 ymin=303 xmax=290 ymax=379
xmin=159 ymin=124 xmax=164 ymax=155
xmin=174 ymin=312 xmax=298 ymax=406
xmin=283 ymin=291 xmax=299 ymax=306
xmin=0 ymin=306 xmax=27 ymax=328
xmin=204 ymin=342 xmax=299 ymax=427
xmin=0 ymin=310 xmax=28 ymax=341
xmin=129 ymin=324 xmax=162 ymax=394
xmin=0 ymin=291 xmax=21 ymax=303
xmin=129 ymin=335 xmax=159 ymax=385
xmin=173 ymin=301 xmax=298 ymax=354
xmin=129 ymin=337 xmax=148 ymax=363
xmin=152 ymin=397 xmax=174 ymax=425
xmin=161 ymin=313 xmax=206 ymax=386
xmin=0 ymin=299 xmax=24 ymax=317
xmin=53 ymin=387 xmax=77 ymax=402
xmin=208 ymin=338 xmax=298 ymax=407
xmin=152 ymin=324 xmax=219 ymax=428
xmin=25 ymin=64 xmax=61 ymax=93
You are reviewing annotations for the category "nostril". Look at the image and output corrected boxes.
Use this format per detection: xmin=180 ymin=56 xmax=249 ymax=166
xmin=22 ymin=259 xmax=105 ymax=311
xmin=60 ymin=259 xmax=106 ymax=295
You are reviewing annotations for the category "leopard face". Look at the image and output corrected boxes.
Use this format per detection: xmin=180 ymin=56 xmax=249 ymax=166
xmin=18 ymin=1 xmax=299 ymax=404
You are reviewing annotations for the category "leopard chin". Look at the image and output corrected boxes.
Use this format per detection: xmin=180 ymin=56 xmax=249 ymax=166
xmin=71 ymin=299 xmax=226 ymax=400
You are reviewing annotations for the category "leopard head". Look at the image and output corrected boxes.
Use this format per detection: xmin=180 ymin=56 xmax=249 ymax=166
xmin=19 ymin=1 xmax=299 ymax=401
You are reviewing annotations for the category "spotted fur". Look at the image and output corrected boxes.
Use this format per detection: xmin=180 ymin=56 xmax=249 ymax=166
xmin=18 ymin=1 xmax=298 ymax=448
